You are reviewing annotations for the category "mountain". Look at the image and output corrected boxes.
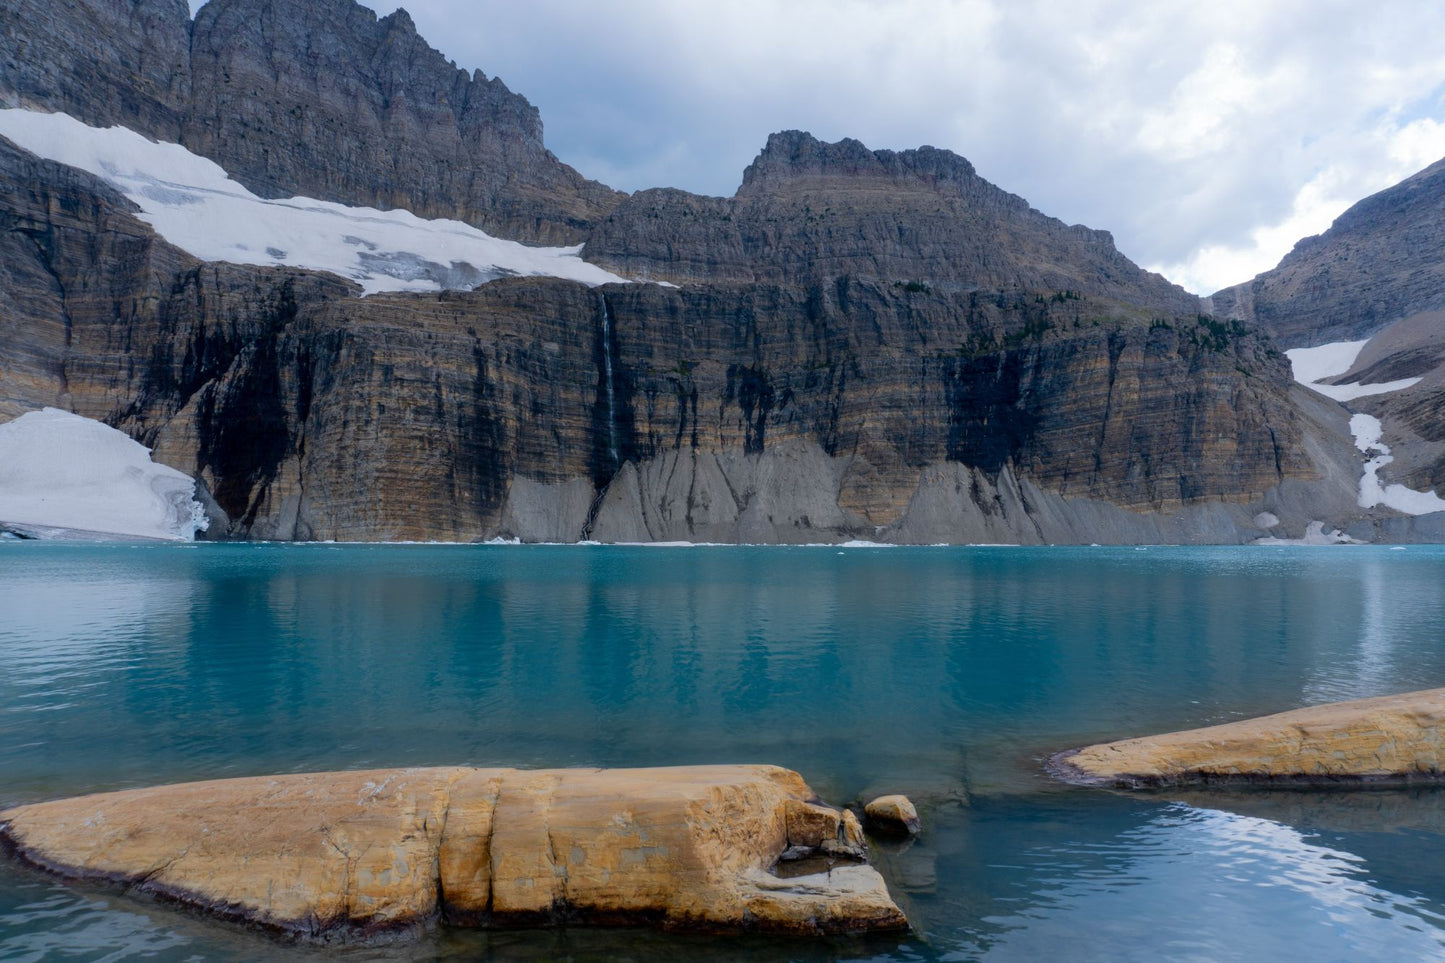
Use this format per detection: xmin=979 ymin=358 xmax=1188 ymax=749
xmin=1208 ymin=157 xmax=1445 ymax=349
xmin=585 ymin=130 xmax=1198 ymax=315
xmin=0 ymin=0 xmax=1388 ymax=543
xmin=0 ymin=0 xmax=623 ymax=243
xmin=1208 ymin=159 xmax=1445 ymax=525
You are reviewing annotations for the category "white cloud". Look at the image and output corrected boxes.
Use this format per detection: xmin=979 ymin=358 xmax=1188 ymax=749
xmin=1154 ymin=117 xmax=1445 ymax=293
xmin=186 ymin=0 xmax=1445 ymax=294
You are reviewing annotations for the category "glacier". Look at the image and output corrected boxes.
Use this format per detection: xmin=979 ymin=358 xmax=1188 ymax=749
xmin=1285 ymin=340 xmax=1422 ymax=402
xmin=0 ymin=409 xmax=208 ymax=540
xmin=0 ymin=108 xmax=629 ymax=296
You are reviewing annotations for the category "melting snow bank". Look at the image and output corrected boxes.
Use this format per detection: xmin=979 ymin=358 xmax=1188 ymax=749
xmin=1285 ymin=340 xmax=1422 ymax=401
xmin=1254 ymin=520 xmax=1360 ymax=546
xmin=0 ymin=409 xmax=207 ymax=540
xmin=0 ymin=108 xmax=629 ymax=296
xmin=1282 ymin=339 xmax=1443 ymax=520
xmin=1352 ymin=414 xmax=1445 ymax=515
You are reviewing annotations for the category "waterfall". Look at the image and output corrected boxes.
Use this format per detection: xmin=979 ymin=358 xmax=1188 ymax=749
xmin=600 ymin=297 xmax=620 ymax=466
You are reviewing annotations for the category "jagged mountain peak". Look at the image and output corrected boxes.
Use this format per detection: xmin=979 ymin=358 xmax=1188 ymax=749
xmin=1209 ymin=151 xmax=1445 ymax=347
xmin=586 ymin=128 xmax=1193 ymax=314
xmin=740 ymin=129 xmax=979 ymax=195
xmin=2 ymin=0 xmax=623 ymax=244
xmin=378 ymin=5 xmax=418 ymax=31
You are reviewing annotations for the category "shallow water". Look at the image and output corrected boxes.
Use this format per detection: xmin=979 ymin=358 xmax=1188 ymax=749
xmin=2 ymin=543 xmax=1444 ymax=960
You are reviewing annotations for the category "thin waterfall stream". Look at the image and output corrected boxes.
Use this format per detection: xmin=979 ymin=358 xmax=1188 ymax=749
xmin=601 ymin=297 xmax=620 ymax=466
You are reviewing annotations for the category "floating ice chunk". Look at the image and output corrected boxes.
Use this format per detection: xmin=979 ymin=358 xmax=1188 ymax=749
xmin=1285 ymin=340 xmax=1421 ymax=401
xmin=0 ymin=108 xmax=630 ymax=296
xmin=0 ymin=409 xmax=207 ymax=540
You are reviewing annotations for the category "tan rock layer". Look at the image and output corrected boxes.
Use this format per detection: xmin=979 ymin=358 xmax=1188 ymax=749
xmin=0 ymin=765 xmax=907 ymax=938
xmin=1053 ymin=688 xmax=1445 ymax=788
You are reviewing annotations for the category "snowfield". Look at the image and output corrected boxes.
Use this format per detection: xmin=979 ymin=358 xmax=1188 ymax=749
xmin=1285 ymin=339 xmax=1444 ymax=517
xmin=0 ymin=409 xmax=208 ymax=540
xmin=0 ymin=108 xmax=629 ymax=296
xmin=1350 ymin=413 xmax=1445 ymax=515
xmin=1285 ymin=340 xmax=1422 ymax=402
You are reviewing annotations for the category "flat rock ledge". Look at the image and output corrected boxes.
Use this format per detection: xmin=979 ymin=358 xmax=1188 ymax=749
xmin=1052 ymin=688 xmax=1445 ymax=788
xmin=0 ymin=765 xmax=906 ymax=938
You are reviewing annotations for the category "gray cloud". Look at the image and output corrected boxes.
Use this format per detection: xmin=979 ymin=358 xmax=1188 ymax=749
xmin=188 ymin=1 xmax=1445 ymax=293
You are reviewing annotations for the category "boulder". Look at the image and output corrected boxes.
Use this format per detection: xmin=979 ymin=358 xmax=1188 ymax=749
xmin=1053 ymin=688 xmax=1445 ymax=788
xmin=0 ymin=765 xmax=906 ymax=937
xmin=864 ymin=795 xmax=921 ymax=836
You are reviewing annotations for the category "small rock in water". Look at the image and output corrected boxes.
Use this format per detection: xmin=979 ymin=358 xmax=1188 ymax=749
xmin=822 ymin=808 xmax=867 ymax=858
xmin=864 ymin=795 xmax=921 ymax=836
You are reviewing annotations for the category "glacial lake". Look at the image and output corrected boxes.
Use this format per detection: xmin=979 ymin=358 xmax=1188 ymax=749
xmin=2 ymin=543 xmax=1445 ymax=960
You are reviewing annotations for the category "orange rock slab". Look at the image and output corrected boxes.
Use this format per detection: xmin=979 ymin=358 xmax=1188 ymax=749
xmin=0 ymin=765 xmax=906 ymax=937
xmin=1055 ymin=688 xmax=1445 ymax=788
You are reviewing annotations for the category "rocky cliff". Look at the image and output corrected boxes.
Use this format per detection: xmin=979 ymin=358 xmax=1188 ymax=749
xmin=0 ymin=0 xmax=623 ymax=244
xmin=0 ymin=0 xmax=193 ymax=141
xmin=1208 ymin=157 xmax=1445 ymax=349
xmin=585 ymin=130 xmax=1200 ymax=317
xmin=0 ymin=129 xmax=1347 ymax=541
xmin=0 ymin=0 xmax=1373 ymax=543
xmin=1206 ymin=155 xmax=1445 ymax=524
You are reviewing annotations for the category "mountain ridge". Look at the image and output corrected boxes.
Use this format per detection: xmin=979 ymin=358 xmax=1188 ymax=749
xmin=0 ymin=0 xmax=1418 ymax=543
xmin=1 ymin=0 xmax=624 ymax=244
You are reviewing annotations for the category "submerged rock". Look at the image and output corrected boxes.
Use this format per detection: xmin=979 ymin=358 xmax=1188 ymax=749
xmin=864 ymin=795 xmax=921 ymax=836
xmin=1053 ymin=688 xmax=1445 ymax=788
xmin=0 ymin=765 xmax=906 ymax=938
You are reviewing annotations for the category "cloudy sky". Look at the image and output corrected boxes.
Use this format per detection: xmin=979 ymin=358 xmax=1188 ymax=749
xmin=193 ymin=1 xmax=1445 ymax=295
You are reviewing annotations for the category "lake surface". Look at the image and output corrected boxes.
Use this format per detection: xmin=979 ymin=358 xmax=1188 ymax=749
xmin=2 ymin=543 xmax=1445 ymax=960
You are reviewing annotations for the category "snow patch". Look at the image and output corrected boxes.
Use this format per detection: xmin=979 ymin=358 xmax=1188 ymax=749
xmin=1283 ymin=339 xmax=1444 ymax=515
xmin=1350 ymin=413 xmax=1445 ymax=515
xmin=0 ymin=108 xmax=630 ymax=296
xmin=0 ymin=409 xmax=207 ymax=540
xmin=1285 ymin=340 xmax=1421 ymax=401
xmin=1253 ymin=520 xmax=1361 ymax=546
xmin=1286 ymin=340 xmax=1369 ymax=386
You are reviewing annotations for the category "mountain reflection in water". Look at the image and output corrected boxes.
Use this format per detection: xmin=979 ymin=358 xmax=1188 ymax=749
xmin=2 ymin=543 xmax=1444 ymax=960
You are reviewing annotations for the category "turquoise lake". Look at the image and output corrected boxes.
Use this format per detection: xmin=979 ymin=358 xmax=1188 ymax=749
xmin=3 ymin=543 xmax=1445 ymax=960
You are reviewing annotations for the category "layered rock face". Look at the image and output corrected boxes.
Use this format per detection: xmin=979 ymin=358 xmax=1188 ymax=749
xmin=0 ymin=117 xmax=1344 ymax=541
xmin=0 ymin=0 xmax=1369 ymax=542
xmin=0 ymin=131 xmax=1326 ymax=540
xmin=1053 ymin=688 xmax=1445 ymax=788
xmin=0 ymin=765 xmax=906 ymax=936
xmin=184 ymin=0 xmax=622 ymax=243
xmin=586 ymin=130 xmax=1199 ymax=317
xmin=1339 ymin=310 xmax=1445 ymax=496
xmin=0 ymin=0 xmax=622 ymax=244
xmin=1208 ymin=157 xmax=1445 ymax=349
xmin=1206 ymin=154 xmax=1445 ymax=520
xmin=0 ymin=0 xmax=192 ymax=141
